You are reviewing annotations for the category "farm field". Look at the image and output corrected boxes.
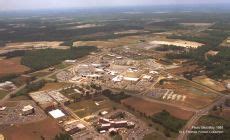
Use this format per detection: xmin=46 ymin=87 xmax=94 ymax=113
xmin=0 ymin=118 xmax=62 ymax=140
xmin=121 ymin=97 xmax=194 ymax=120
xmin=0 ymin=57 xmax=30 ymax=77
xmin=157 ymin=79 xmax=220 ymax=109
xmin=192 ymin=76 xmax=226 ymax=92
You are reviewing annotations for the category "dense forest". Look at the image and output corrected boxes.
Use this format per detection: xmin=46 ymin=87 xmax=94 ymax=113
xmin=151 ymin=110 xmax=186 ymax=133
xmin=21 ymin=46 xmax=97 ymax=70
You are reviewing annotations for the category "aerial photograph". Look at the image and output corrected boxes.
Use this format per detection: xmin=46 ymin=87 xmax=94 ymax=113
xmin=0 ymin=0 xmax=229 ymax=140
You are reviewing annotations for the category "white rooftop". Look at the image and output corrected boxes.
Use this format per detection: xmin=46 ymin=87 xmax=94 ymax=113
xmin=22 ymin=105 xmax=34 ymax=112
xmin=123 ymin=77 xmax=139 ymax=81
xmin=101 ymin=111 xmax=108 ymax=115
xmin=49 ymin=109 xmax=65 ymax=119
xmin=77 ymin=123 xmax=86 ymax=129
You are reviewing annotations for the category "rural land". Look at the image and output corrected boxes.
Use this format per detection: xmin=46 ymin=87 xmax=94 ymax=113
xmin=0 ymin=4 xmax=229 ymax=140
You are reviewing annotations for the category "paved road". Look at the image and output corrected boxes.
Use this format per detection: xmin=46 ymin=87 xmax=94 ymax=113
xmin=177 ymin=94 xmax=229 ymax=140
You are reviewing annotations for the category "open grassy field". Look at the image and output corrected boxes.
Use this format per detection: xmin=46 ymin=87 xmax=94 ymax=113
xmin=157 ymin=79 xmax=220 ymax=109
xmin=121 ymin=97 xmax=194 ymax=120
xmin=67 ymin=98 xmax=114 ymax=118
xmin=0 ymin=57 xmax=30 ymax=77
xmin=0 ymin=118 xmax=62 ymax=140
xmin=192 ymin=76 xmax=226 ymax=92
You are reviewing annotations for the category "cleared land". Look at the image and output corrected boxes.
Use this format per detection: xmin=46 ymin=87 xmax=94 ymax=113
xmin=193 ymin=76 xmax=226 ymax=91
xmin=121 ymin=97 xmax=194 ymax=120
xmin=0 ymin=57 xmax=30 ymax=77
xmin=149 ymin=36 xmax=204 ymax=48
xmin=220 ymin=37 xmax=230 ymax=47
xmin=73 ymin=35 xmax=143 ymax=49
xmin=0 ymin=118 xmax=62 ymax=140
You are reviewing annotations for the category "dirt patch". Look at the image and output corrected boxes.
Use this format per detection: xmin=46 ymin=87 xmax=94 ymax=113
xmin=0 ymin=118 xmax=62 ymax=140
xmin=0 ymin=57 xmax=30 ymax=77
xmin=121 ymin=97 xmax=194 ymax=120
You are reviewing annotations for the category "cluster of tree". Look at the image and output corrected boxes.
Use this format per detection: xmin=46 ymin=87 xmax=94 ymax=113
xmin=0 ymin=50 xmax=26 ymax=58
xmin=151 ymin=110 xmax=186 ymax=133
xmin=12 ymin=80 xmax=45 ymax=97
xmin=155 ymin=45 xmax=185 ymax=51
xmin=188 ymin=115 xmax=230 ymax=140
xmin=21 ymin=46 xmax=97 ymax=70
xmin=60 ymin=41 xmax=73 ymax=47
xmin=90 ymin=83 xmax=102 ymax=91
xmin=0 ymin=74 xmax=19 ymax=82
xmin=102 ymin=89 xmax=130 ymax=103
xmin=54 ymin=133 xmax=73 ymax=140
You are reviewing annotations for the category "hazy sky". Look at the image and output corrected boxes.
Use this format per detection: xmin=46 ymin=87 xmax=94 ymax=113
xmin=0 ymin=0 xmax=229 ymax=11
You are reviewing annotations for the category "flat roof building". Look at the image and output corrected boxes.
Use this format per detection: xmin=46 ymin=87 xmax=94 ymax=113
xmin=49 ymin=109 xmax=66 ymax=119
xmin=29 ymin=91 xmax=58 ymax=110
xmin=22 ymin=105 xmax=34 ymax=116
xmin=63 ymin=120 xmax=86 ymax=135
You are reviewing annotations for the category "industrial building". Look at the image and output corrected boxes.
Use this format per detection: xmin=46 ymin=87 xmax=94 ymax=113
xmin=22 ymin=105 xmax=35 ymax=116
xmin=29 ymin=91 xmax=58 ymax=110
xmin=48 ymin=109 xmax=66 ymax=119
xmin=97 ymin=118 xmax=135 ymax=131
xmin=63 ymin=120 xmax=86 ymax=135
xmin=48 ymin=91 xmax=70 ymax=105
